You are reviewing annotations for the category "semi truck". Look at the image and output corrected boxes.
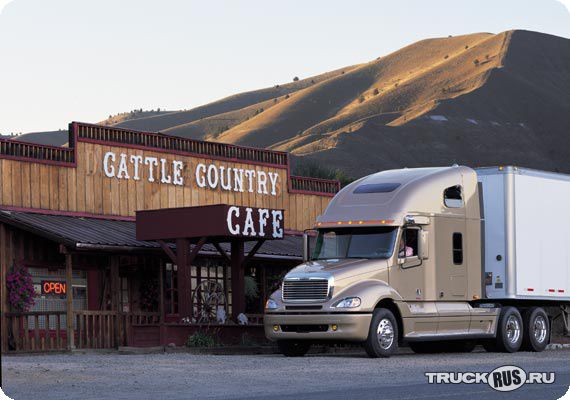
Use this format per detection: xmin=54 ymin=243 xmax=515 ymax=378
xmin=264 ymin=166 xmax=570 ymax=357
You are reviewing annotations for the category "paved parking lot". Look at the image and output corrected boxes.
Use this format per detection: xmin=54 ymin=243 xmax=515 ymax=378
xmin=2 ymin=348 xmax=570 ymax=400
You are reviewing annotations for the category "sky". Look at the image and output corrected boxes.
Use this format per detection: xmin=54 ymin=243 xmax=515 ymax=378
xmin=0 ymin=0 xmax=569 ymax=134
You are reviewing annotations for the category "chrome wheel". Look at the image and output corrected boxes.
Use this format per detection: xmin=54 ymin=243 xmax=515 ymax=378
xmin=533 ymin=315 xmax=548 ymax=343
xmin=376 ymin=318 xmax=395 ymax=350
xmin=506 ymin=315 xmax=521 ymax=344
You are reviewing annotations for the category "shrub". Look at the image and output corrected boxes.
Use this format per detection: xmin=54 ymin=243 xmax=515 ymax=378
xmin=358 ymin=95 xmax=365 ymax=103
xmin=444 ymin=54 xmax=449 ymax=59
xmin=186 ymin=331 xmax=217 ymax=348
xmin=465 ymin=45 xmax=469 ymax=49
xmin=293 ymin=76 xmax=299 ymax=82
xmin=373 ymin=88 xmax=379 ymax=95
xmin=285 ymin=94 xmax=290 ymax=99
xmin=473 ymin=59 xmax=480 ymax=66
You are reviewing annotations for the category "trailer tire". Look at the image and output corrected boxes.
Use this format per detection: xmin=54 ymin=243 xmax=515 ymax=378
xmin=521 ymin=307 xmax=549 ymax=352
xmin=495 ymin=306 xmax=523 ymax=353
xmin=364 ymin=308 xmax=399 ymax=358
xmin=277 ymin=340 xmax=311 ymax=357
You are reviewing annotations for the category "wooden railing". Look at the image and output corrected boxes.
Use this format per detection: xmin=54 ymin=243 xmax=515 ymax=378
xmin=5 ymin=311 xmax=68 ymax=352
xmin=75 ymin=122 xmax=289 ymax=167
xmin=290 ymin=176 xmax=340 ymax=195
xmin=74 ymin=311 xmax=161 ymax=349
xmin=74 ymin=310 xmax=121 ymax=349
xmin=245 ymin=314 xmax=264 ymax=325
xmin=0 ymin=138 xmax=74 ymax=164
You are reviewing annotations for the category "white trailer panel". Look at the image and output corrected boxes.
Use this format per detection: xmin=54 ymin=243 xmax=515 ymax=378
xmin=478 ymin=167 xmax=570 ymax=301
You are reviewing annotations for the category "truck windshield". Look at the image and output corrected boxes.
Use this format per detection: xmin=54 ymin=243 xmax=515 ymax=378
xmin=311 ymin=227 xmax=398 ymax=260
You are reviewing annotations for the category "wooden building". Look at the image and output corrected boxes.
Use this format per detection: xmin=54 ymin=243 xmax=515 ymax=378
xmin=0 ymin=122 xmax=339 ymax=352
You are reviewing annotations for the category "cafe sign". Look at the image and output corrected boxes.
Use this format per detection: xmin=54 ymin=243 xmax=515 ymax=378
xmin=103 ymin=151 xmax=280 ymax=196
xmin=136 ymin=204 xmax=285 ymax=241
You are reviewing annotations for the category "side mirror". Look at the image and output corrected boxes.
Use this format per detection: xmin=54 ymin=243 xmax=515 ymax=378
xmin=303 ymin=229 xmax=317 ymax=262
xmin=419 ymin=231 xmax=429 ymax=259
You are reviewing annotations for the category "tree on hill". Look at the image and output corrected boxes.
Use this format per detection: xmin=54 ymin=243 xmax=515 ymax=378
xmin=293 ymin=76 xmax=299 ymax=82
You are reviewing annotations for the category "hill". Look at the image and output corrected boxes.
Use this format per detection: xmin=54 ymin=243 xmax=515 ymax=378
xmin=17 ymin=30 xmax=570 ymax=177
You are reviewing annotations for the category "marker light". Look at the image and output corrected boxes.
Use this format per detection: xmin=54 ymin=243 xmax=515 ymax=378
xmin=331 ymin=324 xmax=338 ymax=331
xmin=273 ymin=325 xmax=280 ymax=332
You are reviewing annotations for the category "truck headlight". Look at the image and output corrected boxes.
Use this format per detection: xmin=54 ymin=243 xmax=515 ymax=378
xmin=265 ymin=299 xmax=279 ymax=310
xmin=332 ymin=297 xmax=361 ymax=308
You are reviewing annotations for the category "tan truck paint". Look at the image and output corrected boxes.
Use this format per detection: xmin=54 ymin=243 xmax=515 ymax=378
xmin=265 ymin=166 xmax=499 ymax=344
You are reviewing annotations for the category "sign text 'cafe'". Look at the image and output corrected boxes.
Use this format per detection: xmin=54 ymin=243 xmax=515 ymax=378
xmin=103 ymin=151 xmax=280 ymax=196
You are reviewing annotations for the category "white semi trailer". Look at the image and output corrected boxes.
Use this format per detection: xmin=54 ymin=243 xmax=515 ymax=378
xmin=264 ymin=166 xmax=570 ymax=357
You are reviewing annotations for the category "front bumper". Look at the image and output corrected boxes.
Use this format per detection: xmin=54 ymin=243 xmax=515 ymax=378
xmin=264 ymin=313 xmax=372 ymax=342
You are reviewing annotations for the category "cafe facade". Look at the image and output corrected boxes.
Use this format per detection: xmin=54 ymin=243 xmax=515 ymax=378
xmin=0 ymin=122 xmax=339 ymax=352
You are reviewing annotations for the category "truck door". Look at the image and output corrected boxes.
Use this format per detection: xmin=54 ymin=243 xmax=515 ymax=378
xmin=389 ymin=226 xmax=426 ymax=301
xmin=435 ymin=217 xmax=467 ymax=300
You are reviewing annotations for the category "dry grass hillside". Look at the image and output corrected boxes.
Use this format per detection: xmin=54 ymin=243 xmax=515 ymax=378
xmin=16 ymin=30 xmax=570 ymax=177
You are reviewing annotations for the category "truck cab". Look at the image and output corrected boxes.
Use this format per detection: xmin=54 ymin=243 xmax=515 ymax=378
xmin=265 ymin=166 xmax=559 ymax=357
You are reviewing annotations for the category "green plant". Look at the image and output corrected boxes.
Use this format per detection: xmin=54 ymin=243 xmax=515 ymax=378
xmin=292 ymin=160 xmax=355 ymax=188
xmin=244 ymin=276 xmax=259 ymax=301
xmin=186 ymin=331 xmax=217 ymax=348
xmin=373 ymin=88 xmax=379 ymax=95
xmin=293 ymin=76 xmax=299 ymax=82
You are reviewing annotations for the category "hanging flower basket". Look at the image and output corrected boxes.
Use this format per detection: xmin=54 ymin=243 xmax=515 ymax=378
xmin=6 ymin=265 xmax=36 ymax=312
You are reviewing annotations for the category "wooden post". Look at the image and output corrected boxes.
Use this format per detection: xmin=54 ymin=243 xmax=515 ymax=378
xmin=231 ymin=240 xmax=245 ymax=319
xmin=0 ymin=224 xmax=8 ymax=353
xmin=65 ymin=252 xmax=75 ymax=350
xmin=110 ymin=256 xmax=120 ymax=346
xmin=159 ymin=260 xmax=164 ymax=324
xmin=176 ymin=239 xmax=191 ymax=319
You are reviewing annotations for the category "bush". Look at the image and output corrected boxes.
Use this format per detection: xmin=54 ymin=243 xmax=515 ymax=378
xmin=186 ymin=331 xmax=217 ymax=348
xmin=293 ymin=76 xmax=299 ymax=82
xmin=444 ymin=54 xmax=449 ymax=59
xmin=473 ymin=59 xmax=480 ymax=66
xmin=373 ymin=88 xmax=379 ymax=95
xmin=358 ymin=95 xmax=365 ymax=103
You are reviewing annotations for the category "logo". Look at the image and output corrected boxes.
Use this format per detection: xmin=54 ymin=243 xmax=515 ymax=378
xmin=425 ymin=365 xmax=555 ymax=392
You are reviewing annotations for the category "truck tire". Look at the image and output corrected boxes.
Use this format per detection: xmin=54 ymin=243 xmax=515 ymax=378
xmin=494 ymin=306 xmax=523 ymax=353
xmin=364 ymin=308 xmax=399 ymax=358
xmin=521 ymin=307 xmax=550 ymax=352
xmin=277 ymin=340 xmax=311 ymax=357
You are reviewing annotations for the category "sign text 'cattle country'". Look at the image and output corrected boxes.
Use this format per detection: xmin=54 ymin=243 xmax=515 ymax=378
xmin=103 ymin=151 xmax=280 ymax=196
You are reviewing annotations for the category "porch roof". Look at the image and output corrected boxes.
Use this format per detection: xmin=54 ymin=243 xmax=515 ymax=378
xmin=0 ymin=210 xmax=302 ymax=260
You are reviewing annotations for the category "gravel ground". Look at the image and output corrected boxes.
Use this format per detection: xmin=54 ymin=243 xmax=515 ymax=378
xmin=2 ymin=348 xmax=570 ymax=400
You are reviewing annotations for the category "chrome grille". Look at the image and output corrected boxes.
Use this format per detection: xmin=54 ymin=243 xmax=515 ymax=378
xmin=282 ymin=278 xmax=330 ymax=302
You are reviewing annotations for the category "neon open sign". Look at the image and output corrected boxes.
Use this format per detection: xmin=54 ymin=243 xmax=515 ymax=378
xmin=41 ymin=281 xmax=66 ymax=296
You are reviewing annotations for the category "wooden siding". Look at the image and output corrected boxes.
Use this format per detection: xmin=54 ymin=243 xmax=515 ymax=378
xmin=0 ymin=141 xmax=333 ymax=232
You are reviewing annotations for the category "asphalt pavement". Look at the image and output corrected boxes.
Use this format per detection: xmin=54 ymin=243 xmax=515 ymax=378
xmin=1 ymin=347 xmax=569 ymax=400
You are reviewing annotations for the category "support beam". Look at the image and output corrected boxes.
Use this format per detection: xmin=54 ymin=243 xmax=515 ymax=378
xmin=65 ymin=252 xmax=75 ymax=350
xmin=231 ymin=240 xmax=245 ymax=319
xmin=157 ymin=240 xmax=177 ymax=264
xmin=242 ymin=240 xmax=265 ymax=267
xmin=212 ymin=242 xmax=231 ymax=264
xmin=0 ymin=224 xmax=8 ymax=354
xmin=175 ymin=238 xmax=192 ymax=319
xmin=110 ymin=256 xmax=120 ymax=347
